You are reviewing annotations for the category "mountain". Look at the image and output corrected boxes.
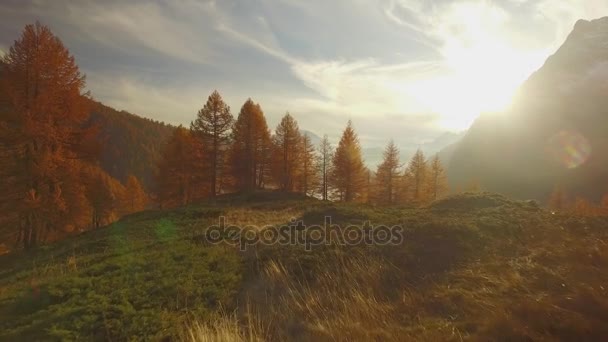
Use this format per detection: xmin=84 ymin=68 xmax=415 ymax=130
xmin=301 ymin=129 xmax=322 ymax=146
xmin=87 ymin=100 xmax=175 ymax=191
xmin=363 ymin=131 xmax=465 ymax=167
xmin=447 ymin=17 xmax=608 ymax=201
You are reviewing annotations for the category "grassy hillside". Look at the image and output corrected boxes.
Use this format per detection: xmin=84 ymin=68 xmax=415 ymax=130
xmin=1 ymin=192 xmax=608 ymax=341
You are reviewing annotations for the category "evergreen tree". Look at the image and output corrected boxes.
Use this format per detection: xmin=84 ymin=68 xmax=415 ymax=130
xmin=190 ymin=91 xmax=233 ymax=197
xmin=332 ymin=121 xmax=366 ymax=202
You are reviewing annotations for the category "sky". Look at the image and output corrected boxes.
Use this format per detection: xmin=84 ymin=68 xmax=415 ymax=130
xmin=0 ymin=0 xmax=607 ymax=147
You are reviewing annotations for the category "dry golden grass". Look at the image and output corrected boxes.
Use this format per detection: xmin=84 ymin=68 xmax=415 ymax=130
xmin=188 ymin=194 xmax=608 ymax=341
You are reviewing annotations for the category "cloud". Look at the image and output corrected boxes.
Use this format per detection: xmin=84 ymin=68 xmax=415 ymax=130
xmin=2 ymin=0 xmax=606 ymax=148
xmin=290 ymin=59 xmax=443 ymax=117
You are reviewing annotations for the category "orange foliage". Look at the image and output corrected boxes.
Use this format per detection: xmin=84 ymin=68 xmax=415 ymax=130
xmin=332 ymin=121 xmax=366 ymax=202
xmin=1 ymin=22 xmax=93 ymax=248
xmin=228 ymin=99 xmax=271 ymax=192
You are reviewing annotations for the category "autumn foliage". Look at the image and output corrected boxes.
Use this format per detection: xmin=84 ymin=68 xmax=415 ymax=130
xmin=0 ymin=22 xmax=463 ymax=249
xmin=332 ymin=121 xmax=366 ymax=202
xmin=0 ymin=23 xmax=149 ymax=248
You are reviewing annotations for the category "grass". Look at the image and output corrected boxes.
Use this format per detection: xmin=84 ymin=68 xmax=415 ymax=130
xmin=1 ymin=191 xmax=608 ymax=340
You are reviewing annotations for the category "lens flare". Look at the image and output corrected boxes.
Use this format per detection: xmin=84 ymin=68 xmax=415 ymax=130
xmin=547 ymin=130 xmax=591 ymax=169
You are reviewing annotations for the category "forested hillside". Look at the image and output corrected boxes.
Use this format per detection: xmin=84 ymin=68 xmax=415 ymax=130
xmin=87 ymin=100 xmax=174 ymax=191
xmin=0 ymin=24 xmax=161 ymax=249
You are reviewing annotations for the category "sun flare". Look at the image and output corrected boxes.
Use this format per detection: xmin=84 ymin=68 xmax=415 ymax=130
xmin=405 ymin=2 xmax=551 ymax=131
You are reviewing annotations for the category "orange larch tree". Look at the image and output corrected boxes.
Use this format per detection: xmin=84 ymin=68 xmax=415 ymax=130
xmin=427 ymin=154 xmax=449 ymax=201
xmin=405 ymin=149 xmax=428 ymax=206
xmin=271 ymin=113 xmax=301 ymax=191
xmin=332 ymin=121 xmax=366 ymax=202
xmin=124 ymin=175 xmax=148 ymax=214
xmin=190 ymin=90 xmax=233 ymax=197
xmin=0 ymin=22 xmax=93 ymax=248
xmin=156 ymin=126 xmax=204 ymax=208
xmin=229 ymin=99 xmax=271 ymax=192
xmin=375 ymin=140 xmax=401 ymax=205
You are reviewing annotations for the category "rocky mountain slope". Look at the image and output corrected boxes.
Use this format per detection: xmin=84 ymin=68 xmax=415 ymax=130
xmin=447 ymin=17 xmax=608 ymax=201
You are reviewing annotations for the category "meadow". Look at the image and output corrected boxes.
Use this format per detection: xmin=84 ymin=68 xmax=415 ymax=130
xmin=1 ymin=192 xmax=608 ymax=341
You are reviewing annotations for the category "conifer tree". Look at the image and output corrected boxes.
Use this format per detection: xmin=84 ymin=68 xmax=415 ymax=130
xmin=84 ymin=167 xmax=126 ymax=229
xmin=405 ymin=149 xmax=428 ymax=205
xmin=229 ymin=99 xmax=271 ymax=191
xmin=156 ymin=127 xmax=203 ymax=208
xmin=271 ymin=113 xmax=301 ymax=191
xmin=0 ymin=22 xmax=93 ymax=248
xmin=332 ymin=121 xmax=366 ymax=202
xmin=375 ymin=140 xmax=401 ymax=205
xmin=190 ymin=91 xmax=233 ymax=197
xmin=427 ymin=155 xmax=448 ymax=201
xmin=124 ymin=175 xmax=148 ymax=213
xmin=317 ymin=135 xmax=334 ymax=201
xmin=300 ymin=133 xmax=318 ymax=196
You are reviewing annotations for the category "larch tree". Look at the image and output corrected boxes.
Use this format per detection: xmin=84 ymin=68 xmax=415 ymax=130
xmin=271 ymin=113 xmax=301 ymax=191
xmin=317 ymin=134 xmax=334 ymax=201
xmin=405 ymin=149 xmax=428 ymax=205
xmin=332 ymin=121 xmax=366 ymax=202
xmin=190 ymin=90 xmax=233 ymax=197
xmin=156 ymin=126 xmax=203 ymax=208
xmin=124 ymin=175 xmax=148 ymax=213
xmin=427 ymin=155 xmax=448 ymax=201
xmin=83 ymin=166 xmax=126 ymax=229
xmin=375 ymin=140 xmax=401 ymax=205
xmin=300 ymin=133 xmax=318 ymax=196
xmin=0 ymin=22 xmax=93 ymax=248
xmin=229 ymin=99 xmax=271 ymax=191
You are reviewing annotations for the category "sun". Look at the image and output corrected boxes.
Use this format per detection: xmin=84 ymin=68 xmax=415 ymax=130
xmin=404 ymin=3 xmax=550 ymax=131
xmin=408 ymin=43 xmax=548 ymax=131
